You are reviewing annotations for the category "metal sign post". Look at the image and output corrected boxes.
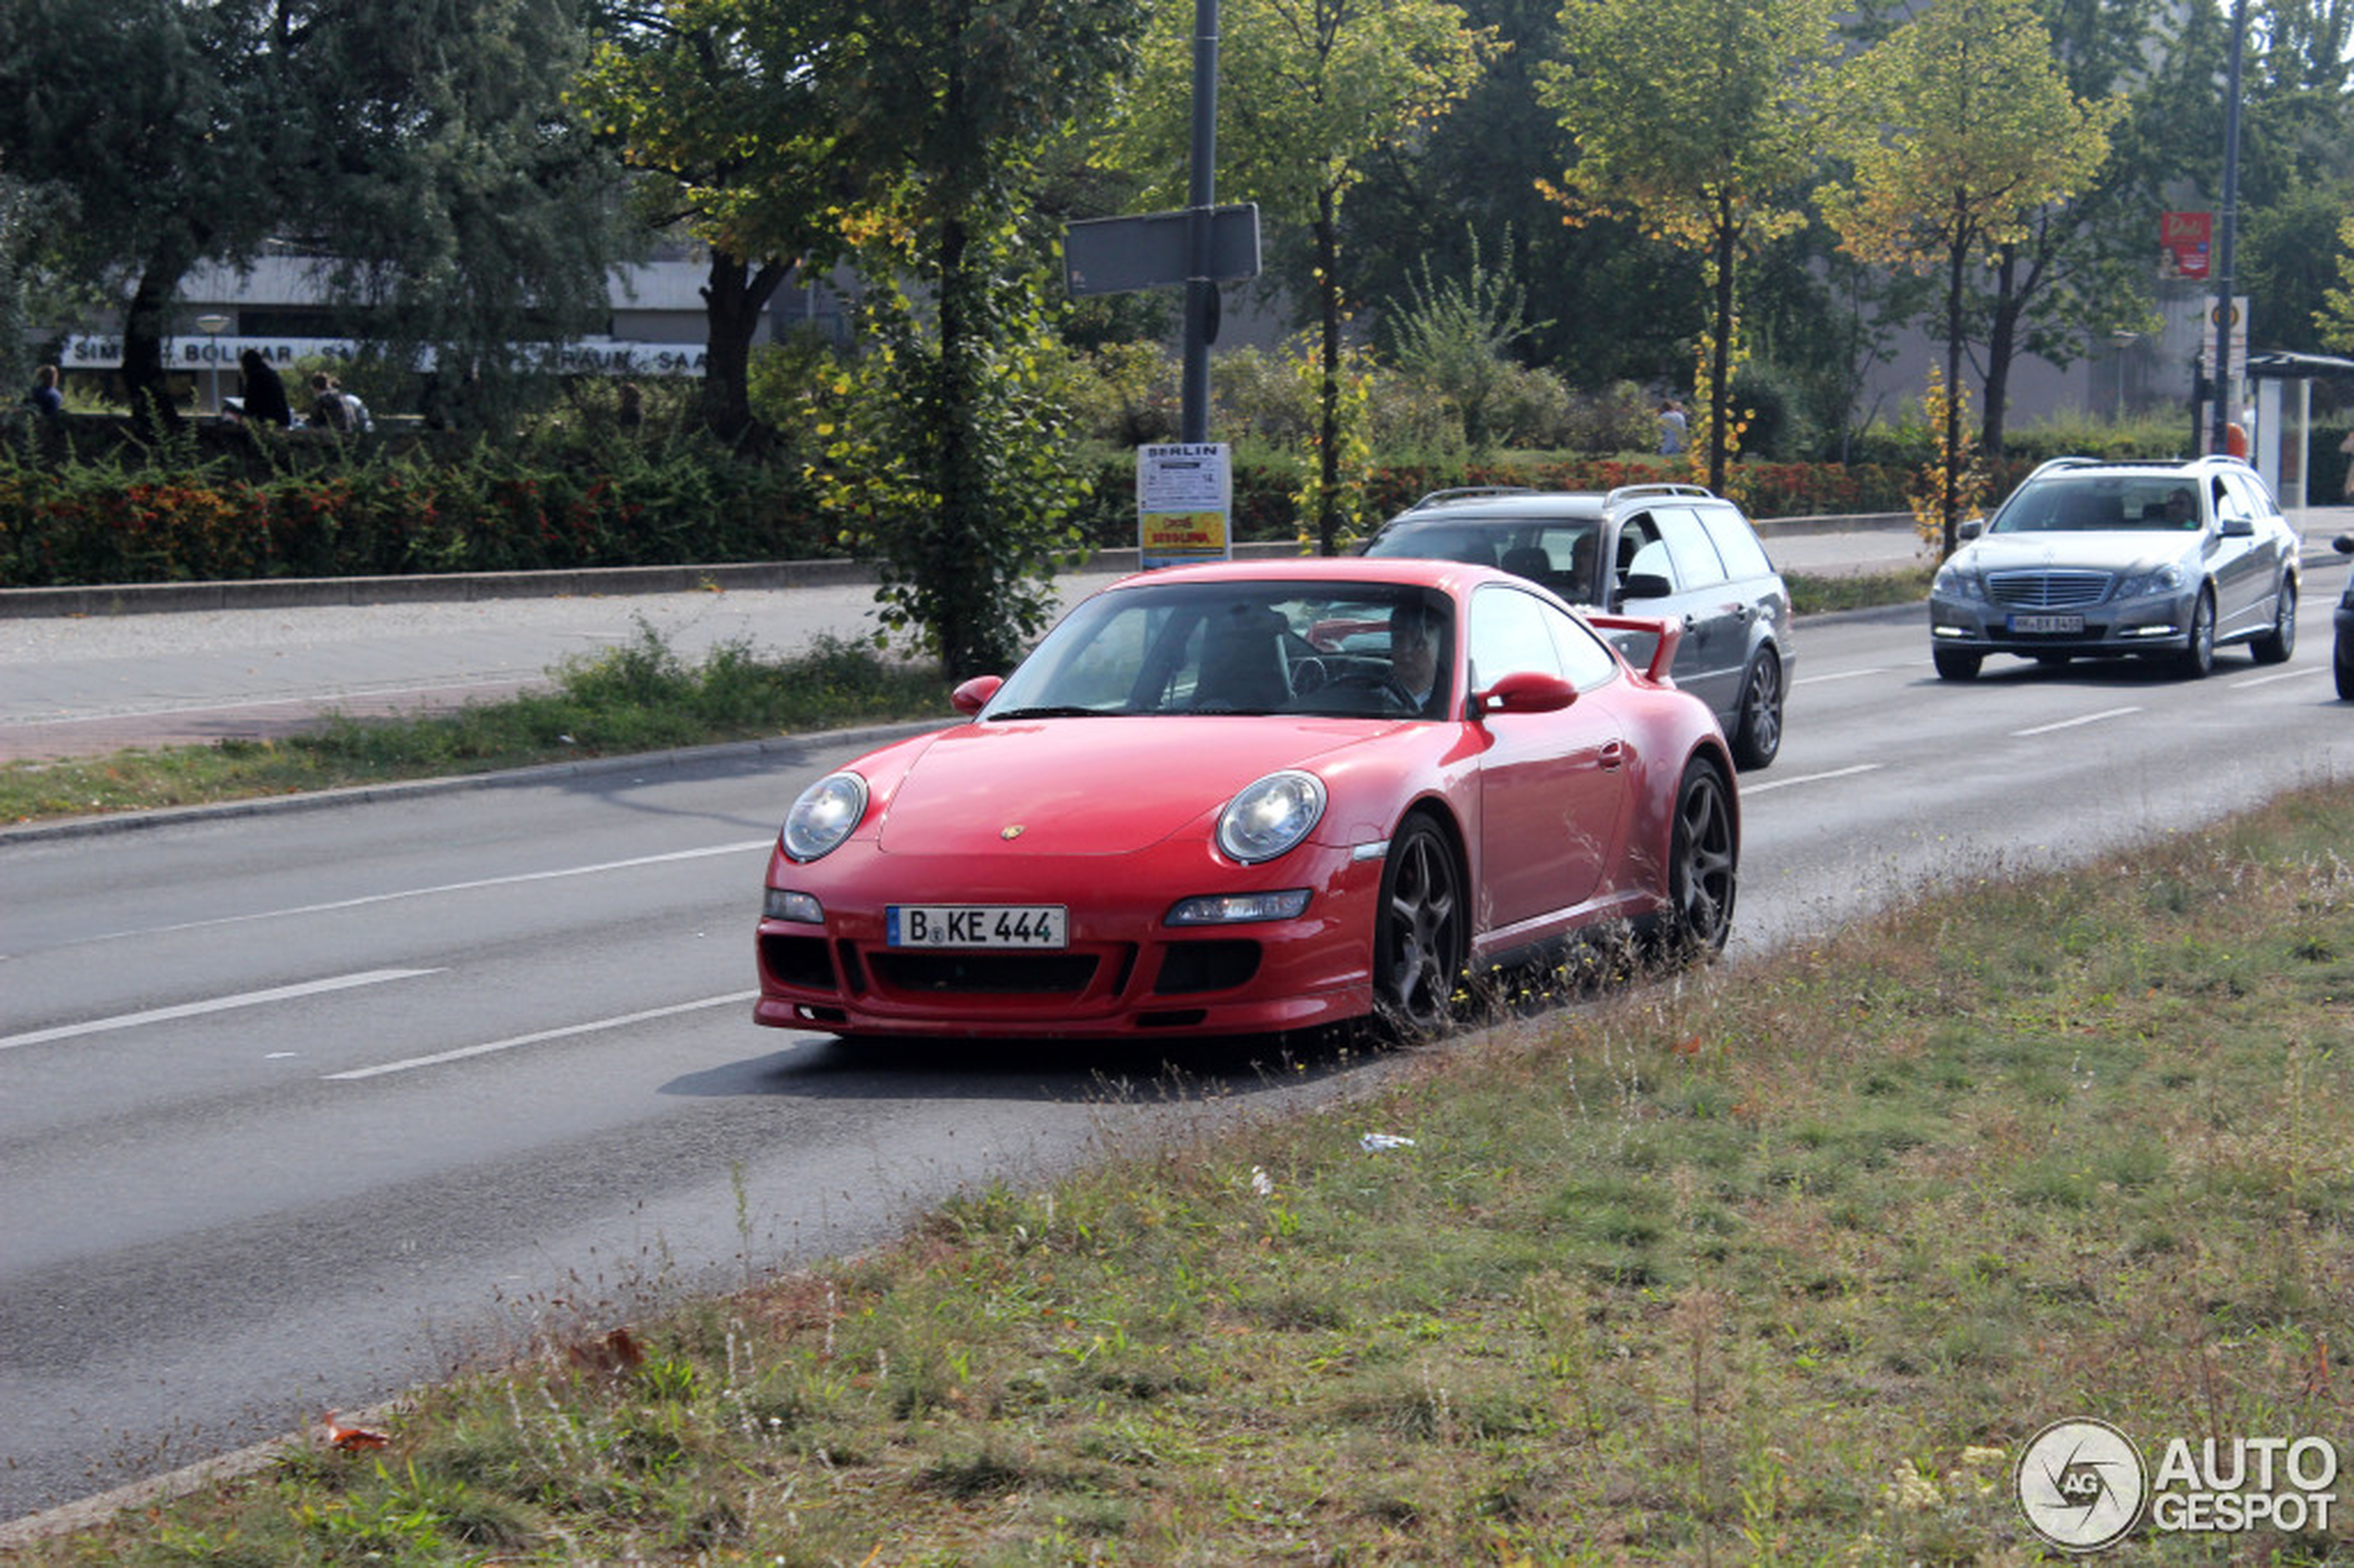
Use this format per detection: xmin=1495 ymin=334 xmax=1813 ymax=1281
xmin=2209 ymin=0 xmax=2247 ymax=456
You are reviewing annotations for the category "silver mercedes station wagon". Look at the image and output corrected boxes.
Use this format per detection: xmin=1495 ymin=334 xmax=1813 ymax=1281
xmin=1929 ymin=456 xmax=2300 ymax=681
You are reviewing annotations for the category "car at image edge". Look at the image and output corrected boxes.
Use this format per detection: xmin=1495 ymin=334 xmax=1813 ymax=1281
xmin=2336 ymin=534 xmax=2354 ymax=702
xmin=1929 ymin=454 xmax=2301 ymax=681
xmin=754 ymin=556 xmax=1738 ymax=1043
xmin=1359 ymin=483 xmax=1794 ymax=770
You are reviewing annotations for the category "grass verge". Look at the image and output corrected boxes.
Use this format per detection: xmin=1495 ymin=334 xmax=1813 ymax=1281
xmin=1787 ymin=563 xmax=1934 ymax=617
xmin=3 ymin=575 xmax=1934 ymax=828
xmin=0 ymin=626 xmax=957 ymax=826
xmin=20 ymin=784 xmax=2352 ymax=1563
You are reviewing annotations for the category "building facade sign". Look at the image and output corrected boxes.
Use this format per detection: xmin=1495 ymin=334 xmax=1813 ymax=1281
xmin=61 ymin=335 xmax=710 ymax=377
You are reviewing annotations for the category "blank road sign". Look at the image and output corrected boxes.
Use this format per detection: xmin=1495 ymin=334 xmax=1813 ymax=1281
xmin=1064 ymin=205 xmax=1261 ymax=297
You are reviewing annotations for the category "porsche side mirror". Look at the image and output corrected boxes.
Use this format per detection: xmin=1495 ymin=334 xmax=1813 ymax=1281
xmin=1472 ymin=669 xmax=1577 ymax=719
xmin=952 ymin=675 xmax=1004 ymax=716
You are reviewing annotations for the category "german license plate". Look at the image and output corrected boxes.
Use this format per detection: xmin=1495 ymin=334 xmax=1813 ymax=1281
xmin=887 ymin=904 xmax=1068 ymax=948
xmin=2009 ymin=613 xmax=2085 ymax=635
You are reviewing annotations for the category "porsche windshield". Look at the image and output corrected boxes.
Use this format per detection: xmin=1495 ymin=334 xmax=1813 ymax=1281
xmin=983 ymin=581 xmax=1455 ymax=721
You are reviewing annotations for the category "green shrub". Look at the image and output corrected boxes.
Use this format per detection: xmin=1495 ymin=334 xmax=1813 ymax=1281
xmin=0 ymin=436 xmax=831 ymax=588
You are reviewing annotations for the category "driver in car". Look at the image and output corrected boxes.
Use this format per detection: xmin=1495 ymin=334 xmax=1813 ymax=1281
xmin=1391 ymin=601 xmax=1444 ymax=713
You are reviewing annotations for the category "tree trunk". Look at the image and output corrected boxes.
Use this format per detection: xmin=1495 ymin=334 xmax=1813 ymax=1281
xmin=1981 ymin=245 xmax=2020 ymax=458
xmin=933 ymin=212 xmax=993 ymax=680
xmin=121 ymin=253 xmax=185 ymax=439
xmin=698 ymin=249 xmax=789 ymax=449
xmin=1708 ymin=205 xmax=1737 ymax=495
xmin=1315 ymin=191 xmax=1343 ymax=557
xmin=1943 ymin=232 xmax=1969 ymax=559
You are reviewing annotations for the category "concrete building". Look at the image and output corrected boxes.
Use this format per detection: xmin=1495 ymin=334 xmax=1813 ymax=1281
xmin=53 ymin=243 xmax=854 ymax=414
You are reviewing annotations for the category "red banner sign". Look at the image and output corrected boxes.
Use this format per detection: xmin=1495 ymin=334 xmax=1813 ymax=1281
xmin=2161 ymin=211 xmax=2211 ymax=281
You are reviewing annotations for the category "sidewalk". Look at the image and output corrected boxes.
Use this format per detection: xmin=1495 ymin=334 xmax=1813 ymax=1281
xmin=3 ymin=511 xmax=2345 ymax=766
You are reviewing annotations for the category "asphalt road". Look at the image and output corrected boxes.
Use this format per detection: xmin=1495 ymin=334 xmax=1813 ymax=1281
xmin=0 ymin=522 xmax=1937 ymax=764
xmin=3 ymin=545 xmax=2352 ymax=1530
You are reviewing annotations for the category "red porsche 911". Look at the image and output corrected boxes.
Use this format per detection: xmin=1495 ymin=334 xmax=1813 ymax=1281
xmin=754 ymin=557 xmax=1737 ymax=1043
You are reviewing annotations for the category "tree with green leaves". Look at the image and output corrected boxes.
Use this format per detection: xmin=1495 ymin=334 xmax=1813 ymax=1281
xmin=0 ymin=0 xmax=267 ymax=430
xmin=0 ymin=0 xmax=625 ymax=434
xmin=1820 ymin=0 xmax=2119 ymax=554
xmin=282 ymin=0 xmax=629 ymax=426
xmin=1114 ymin=0 xmax=1492 ymax=554
xmin=1963 ymin=0 xmax=2163 ymax=456
xmin=2321 ymin=213 xmax=2354 ymax=352
xmin=1341 ymin=0 xmax=1698 ymax=394
xmin=574 ymin=0 xmax=870 ymax=446
xmin=815 ymin=0 xmax=1144 ymax=678
xmin=1379 ymin=226 xmax=1553 ymax=452
xmin=1538 ymin=0 xmax=1840 ymax=492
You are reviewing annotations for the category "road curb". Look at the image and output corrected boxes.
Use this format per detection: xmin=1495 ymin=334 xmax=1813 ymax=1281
xmin=0 ymin=718 xmax=950 ymax=846
xmin=0 ymin=542 xmax=1309 ymax=619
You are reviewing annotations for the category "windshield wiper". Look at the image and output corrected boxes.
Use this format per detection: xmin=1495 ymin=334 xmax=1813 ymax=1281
xmin=987 ymin=705 xmax=1111 ymax=720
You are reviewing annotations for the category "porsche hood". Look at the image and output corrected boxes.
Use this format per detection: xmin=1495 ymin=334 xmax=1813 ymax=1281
xmin=872 ymin=717 xmax=1386 ymax=856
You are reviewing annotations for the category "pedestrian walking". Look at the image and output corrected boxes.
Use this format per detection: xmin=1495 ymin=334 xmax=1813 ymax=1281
xmin=238 ymin=349 xmax=293 ymax=427
xmin=1658 ymin=398 xmax=1687 ymax=458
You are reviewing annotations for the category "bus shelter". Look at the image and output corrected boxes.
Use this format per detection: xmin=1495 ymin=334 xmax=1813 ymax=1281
xmin=2245 ymin=351 xmax=2354 ymax=515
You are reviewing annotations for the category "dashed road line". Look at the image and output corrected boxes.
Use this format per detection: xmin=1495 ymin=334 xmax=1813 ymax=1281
xmin=1 ymin=968 xmax=442 ymax=1052
xmin=2011 ymin=706 xmax=2142 ymax=737
xmin=326 ymin=991 xmax=758 ymax=1080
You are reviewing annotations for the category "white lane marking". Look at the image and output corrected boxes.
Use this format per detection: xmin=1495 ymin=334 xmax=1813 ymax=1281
xmin=1740 ymin=763 xmax=1882 ymax=796
xmin=0 ymin=968 xmax=442 ymax=1052
xmin=327 ymin=991 xmax=758 ymax=1081
xmin=95 ymin=841 xmax=775 ymax=943
xmin=2230 ymin=667 xmax=2320 ymax=689
xmin=1794 ymin=666 xmax=1892 ymax=685
xmin=2011 ymin=706 xmax=2142 ymax=737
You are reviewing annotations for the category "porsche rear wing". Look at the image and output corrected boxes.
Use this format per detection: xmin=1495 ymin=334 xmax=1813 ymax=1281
xmin=1582 ymin=613 xmax=1682 ymax=685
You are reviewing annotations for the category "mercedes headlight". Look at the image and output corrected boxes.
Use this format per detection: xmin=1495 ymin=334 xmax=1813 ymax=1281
xmin=780 ymin=772 xmax=868 ymax=862
xmin=2115 ymin=563 xmax=2185 ymax=599
xmin=1933 ymin=562 xmax=1986 ymax=601
xmin=1216 ymin=771 xmax=1326 ymax=865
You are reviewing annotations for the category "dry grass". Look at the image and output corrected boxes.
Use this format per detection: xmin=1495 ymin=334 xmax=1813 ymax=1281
xmin=17 ymin=788 xmax=2354 ymax=1565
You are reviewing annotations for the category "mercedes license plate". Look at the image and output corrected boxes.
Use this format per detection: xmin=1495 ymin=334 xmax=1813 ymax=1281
xmin=2009 ymin=613 xmax=2085 ymax=635
xmin=887 ymin=904 xmax=1068 ymax=948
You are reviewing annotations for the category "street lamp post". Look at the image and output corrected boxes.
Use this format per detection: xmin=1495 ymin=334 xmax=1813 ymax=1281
xmin=194 ymin=314 xmax=231 ymax=414
xmin=2208 ymin=0 xmax=2247 ymax=455
xmin=2110 ymin=330 xmax=2138 ymax=421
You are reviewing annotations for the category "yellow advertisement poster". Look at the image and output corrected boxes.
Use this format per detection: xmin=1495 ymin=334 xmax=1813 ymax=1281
xmin=1141 ymin=511 xmax=1229 ymax=557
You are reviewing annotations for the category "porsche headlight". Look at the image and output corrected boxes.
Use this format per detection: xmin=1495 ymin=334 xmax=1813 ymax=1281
xmin=780 ymin=772 xmax=868 ymax=862
xmin=1217 ymin=770 xmax=1326 ymax=865
xmin=2115 ymin=563 xmax=2185 ymax=599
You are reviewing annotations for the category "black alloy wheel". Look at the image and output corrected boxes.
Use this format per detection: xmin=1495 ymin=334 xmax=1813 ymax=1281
xmin=1373 ymin=814 xmax=1466 ymax=1036
xmin=2177 ymin=588 xmax=2217 ymax=677
xmin=1730 ymin=651 xmax=1783 ymax=770
xmin=1663 ymin=758 xmax=1738 ymax=961
xmin=2250 ymin=580 xmax=2296 ymax=664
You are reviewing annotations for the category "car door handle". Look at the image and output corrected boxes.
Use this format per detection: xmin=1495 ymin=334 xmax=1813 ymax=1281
xmin=1599 ymin=740 xmax=1626 ymax=771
